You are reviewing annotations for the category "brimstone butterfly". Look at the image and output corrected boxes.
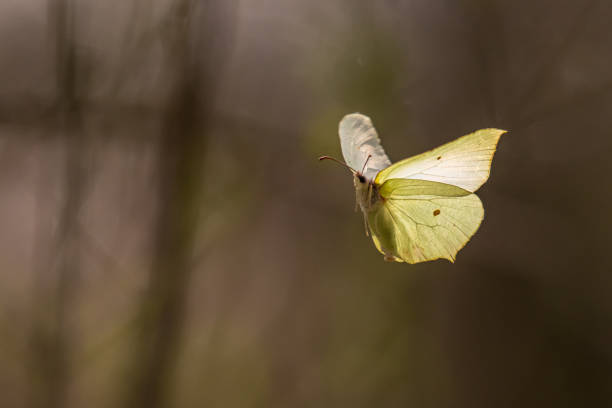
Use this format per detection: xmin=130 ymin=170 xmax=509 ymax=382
xmin=320 ymin=113 xmax=506 ymax=263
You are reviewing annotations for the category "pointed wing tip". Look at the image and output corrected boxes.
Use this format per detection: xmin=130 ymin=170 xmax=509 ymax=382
xmin=480 ymin=128 xmax=508 ymax=137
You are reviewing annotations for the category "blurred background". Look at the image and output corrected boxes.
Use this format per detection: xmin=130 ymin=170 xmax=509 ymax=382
xmin=1 ymin=0 xmax=611 ymax=407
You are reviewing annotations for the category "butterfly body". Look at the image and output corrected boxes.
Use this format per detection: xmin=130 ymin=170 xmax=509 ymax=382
xmin=353 ymin=174 xmax=380 ymax=212
xmin=331 ymin=113 xmax=506 ymax=264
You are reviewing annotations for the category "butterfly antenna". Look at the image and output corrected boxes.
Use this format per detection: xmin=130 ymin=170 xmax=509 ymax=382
xmin=318 ymin=156 xmax=356 ymax=174
xmin=361 ymin=154 xmax=372 ymax=174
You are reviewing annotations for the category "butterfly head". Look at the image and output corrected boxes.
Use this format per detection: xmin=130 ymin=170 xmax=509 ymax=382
xmin=354 ymin=155 xmax=375 ymax=188
xmin=318 ymin=155 xmax=380 ymax=212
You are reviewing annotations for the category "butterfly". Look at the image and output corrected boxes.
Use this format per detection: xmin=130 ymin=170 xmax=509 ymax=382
xmin=320 ymin=113 xmax=506 ymax=264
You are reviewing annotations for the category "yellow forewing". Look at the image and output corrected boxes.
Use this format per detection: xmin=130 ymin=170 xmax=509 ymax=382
xmin=367 ymin=179 xmax=484 ymax=264
xmin=375 ymin=128 xmax=506 ymax=192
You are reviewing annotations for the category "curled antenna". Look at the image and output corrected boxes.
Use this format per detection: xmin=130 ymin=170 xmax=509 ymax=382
xmin=318 ymin=156 xmax=356 ymax=174
xmin=361 ymin=154 xmax=372 ymax=175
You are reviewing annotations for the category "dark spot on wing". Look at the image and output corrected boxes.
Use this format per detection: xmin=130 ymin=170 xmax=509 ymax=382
xmin=436 ymin=156 xmax=442 ymax=160
xmin=433 ymin=209 xmax=441 ymax=216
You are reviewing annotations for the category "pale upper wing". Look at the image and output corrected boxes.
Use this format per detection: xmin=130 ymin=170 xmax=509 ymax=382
xmin=375 ymin=128 xmax=506 ymax=192
xmin=367 ymin=179 xmax=484 ymax=264
xmin=339 ymin=113 xmax=391 ymax=180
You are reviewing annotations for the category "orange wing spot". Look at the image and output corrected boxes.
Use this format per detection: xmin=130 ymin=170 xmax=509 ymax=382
xmin=433 ymin=209 xmax=441 ymax=216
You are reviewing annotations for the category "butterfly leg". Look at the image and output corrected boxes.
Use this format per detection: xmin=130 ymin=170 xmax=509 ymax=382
xmin=362 ymin=212 xmax=369 ymax=236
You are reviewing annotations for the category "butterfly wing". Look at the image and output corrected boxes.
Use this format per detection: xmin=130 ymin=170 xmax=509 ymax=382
xmin=375 ymin=128 xmax=506 ymax=192
xmin=339 ymin=113 xmax=391 ymax=180
xmin=368 ymin=179 xmax=484 ymax=263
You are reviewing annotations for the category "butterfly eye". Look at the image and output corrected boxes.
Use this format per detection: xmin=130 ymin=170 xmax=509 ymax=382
xmin=357 ymin=175 xmax=366 ymax=183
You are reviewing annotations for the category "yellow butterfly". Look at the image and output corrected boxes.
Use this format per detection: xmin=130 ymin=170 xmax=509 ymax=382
xmin=321 ymin=113 xmax=506 ymax=263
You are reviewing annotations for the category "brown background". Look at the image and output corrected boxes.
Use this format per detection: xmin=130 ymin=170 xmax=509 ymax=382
xmin=1 ymin=0 xmax=611 ymax=407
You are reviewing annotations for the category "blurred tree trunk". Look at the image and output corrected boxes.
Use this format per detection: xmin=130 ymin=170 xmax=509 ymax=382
xmin=29 ymin=0 xmax=86 ymax=407
xmin=122 ymin=1 xmax=213 ymax=407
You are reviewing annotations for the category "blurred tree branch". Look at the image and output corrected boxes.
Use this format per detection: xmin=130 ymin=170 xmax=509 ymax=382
xmin=29 ymin=0 xmax=89 ymax=407
xmin=121 ymin=1 xmax=236 ymax=407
